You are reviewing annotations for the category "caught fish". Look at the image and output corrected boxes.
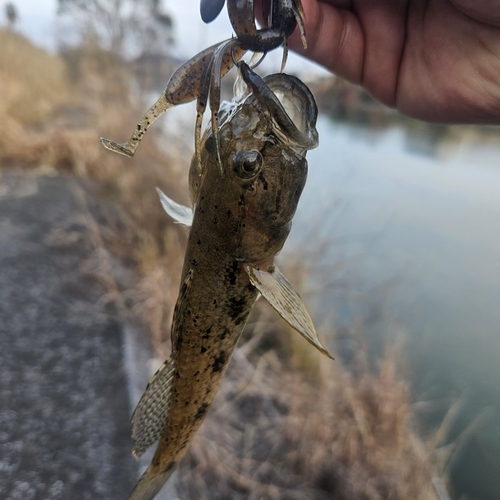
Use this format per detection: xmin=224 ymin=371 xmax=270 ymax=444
xmin=125 ymin=62 xmax=332 ymax=500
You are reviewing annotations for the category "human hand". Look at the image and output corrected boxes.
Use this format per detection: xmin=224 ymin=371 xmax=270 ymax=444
xmin=286 ymin=0 xmax=500 ymax=125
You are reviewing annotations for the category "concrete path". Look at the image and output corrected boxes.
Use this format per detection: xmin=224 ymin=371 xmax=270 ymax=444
xmin=0 ymin=172 xmax=137 ymax=500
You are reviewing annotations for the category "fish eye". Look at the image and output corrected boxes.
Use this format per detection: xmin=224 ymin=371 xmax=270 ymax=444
xmin=233 ymin=150 xmax=263 ymax=179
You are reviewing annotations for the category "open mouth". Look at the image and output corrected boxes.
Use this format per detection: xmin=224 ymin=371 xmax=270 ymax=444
xmin=263 ymin=73 xmax=319 ymax=152
xmin=237 ymin=62 xmax=319 ymax=152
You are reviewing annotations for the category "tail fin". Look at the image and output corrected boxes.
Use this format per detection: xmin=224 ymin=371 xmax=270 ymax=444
xmin=126 ymin=464 xmax=174 ymax=500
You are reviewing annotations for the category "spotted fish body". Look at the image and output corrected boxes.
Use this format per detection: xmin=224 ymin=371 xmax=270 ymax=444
xmin=126 ymin=63 xmax=331 ymax=500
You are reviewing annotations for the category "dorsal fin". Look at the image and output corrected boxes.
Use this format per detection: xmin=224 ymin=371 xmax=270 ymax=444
xmin=130 ymin=268 xmax=194 ymax=458
xmin=244 ymin=264 xmax=333 ymax=359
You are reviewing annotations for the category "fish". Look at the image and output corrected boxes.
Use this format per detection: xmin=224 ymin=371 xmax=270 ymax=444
xmin=126 ymin=61 xmax=332 ymax=500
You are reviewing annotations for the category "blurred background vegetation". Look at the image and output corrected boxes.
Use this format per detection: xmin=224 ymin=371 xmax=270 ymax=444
xmin=1 ymin=1 xmax=499 ymax=499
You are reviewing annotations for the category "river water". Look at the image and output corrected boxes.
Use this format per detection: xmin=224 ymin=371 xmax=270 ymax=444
xmin=290 ymin=117 xmax=500 ymax=499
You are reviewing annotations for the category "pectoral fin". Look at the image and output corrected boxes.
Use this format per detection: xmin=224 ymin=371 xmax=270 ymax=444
xmin=131 ymin=353 xmax=176 ymax=458
xmin=156 ymin=188 xmax=193 ymax=227
xmin=244 ymin=265 xmax=333 ymax=359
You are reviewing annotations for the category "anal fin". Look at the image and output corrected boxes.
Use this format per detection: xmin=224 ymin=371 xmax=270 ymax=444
xmin=131 ymin=353 xmax=176 ymax=458
xmin=245 ymin=264 xmax=333 ymax=359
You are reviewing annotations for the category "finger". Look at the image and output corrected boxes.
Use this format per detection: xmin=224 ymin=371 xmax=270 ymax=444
xmin=291 ymin=0 xmax=408 ymax=107
xmin=288 ymin=0 xmax=365 ymax=85
xmin=348 ymin=0 xmax=407 ymax=106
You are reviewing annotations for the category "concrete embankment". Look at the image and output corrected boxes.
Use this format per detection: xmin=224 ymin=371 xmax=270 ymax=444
xmin=0 ymin=171 xmax=144 ymax=500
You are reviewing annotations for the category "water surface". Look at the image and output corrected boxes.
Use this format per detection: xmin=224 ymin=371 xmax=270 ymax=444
xmin=293 ymin=117 xmax=500 ymax=499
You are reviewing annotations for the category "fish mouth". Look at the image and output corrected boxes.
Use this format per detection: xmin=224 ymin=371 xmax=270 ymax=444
xmin=238 ymin=62 xmax=319 ymax=152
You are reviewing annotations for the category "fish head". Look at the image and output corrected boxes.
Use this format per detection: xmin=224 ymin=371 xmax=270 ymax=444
xmin=192 ymin=62 xmax=318 ymax=266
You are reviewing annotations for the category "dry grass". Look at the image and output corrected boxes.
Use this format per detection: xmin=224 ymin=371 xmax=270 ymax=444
xmin=0 ymin=30 xmax=68 ymax=125
xmin=1 ymin=30 xmax=450 ymax=499
xmin=0 ymin=29 xmax=186 ymax=349
xmin=178 ymin=319 xmax=443 ymax=500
